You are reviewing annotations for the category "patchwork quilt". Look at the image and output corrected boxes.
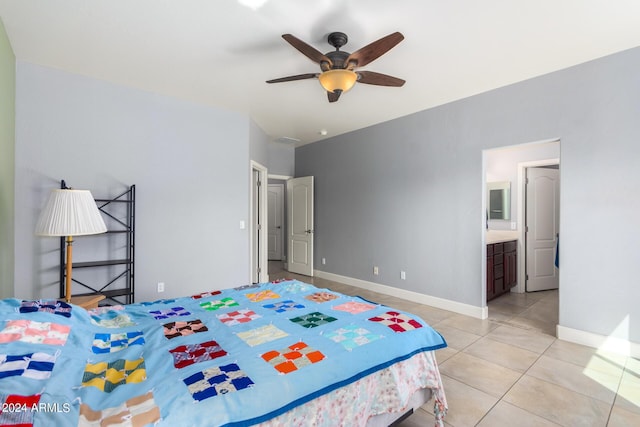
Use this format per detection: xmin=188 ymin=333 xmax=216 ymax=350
xmin=0 ymin=280 xmax=446 ymax=426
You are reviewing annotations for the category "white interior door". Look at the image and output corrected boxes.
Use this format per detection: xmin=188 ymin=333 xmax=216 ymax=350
xmin=526 ymin=167 xmax=559 ymax=291
xmin=287 ymin=176 xmax=314 ymax=276
xmin=268 ymin=184 xmax=284 ymax=260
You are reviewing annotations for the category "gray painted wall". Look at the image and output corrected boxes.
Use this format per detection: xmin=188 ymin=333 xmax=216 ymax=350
xmin=485 ymin=140 xmax=560 ymax=230
xmin=296 ymin=47 xmax=640 ymax=343
xmin=0 ymin=18 xmax=15 ymax=299
xmin=15 ymin=62 xmax=252 ymax=302
xmin=249 ymin=120 xmax=294 ymax=177
xmin=267 ymin=141 xmax=294 ymax=177
xmin=249 ymin=119 xmax=269 ymax=168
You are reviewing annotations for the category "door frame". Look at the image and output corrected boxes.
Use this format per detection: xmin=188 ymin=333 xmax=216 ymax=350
xmin=250 ymin=161 xmax=268 ymax=284
xmin=267 ymin=183 xmax=285 ymax=261
xmin=515 ymin=157 xmax=560 ymax=293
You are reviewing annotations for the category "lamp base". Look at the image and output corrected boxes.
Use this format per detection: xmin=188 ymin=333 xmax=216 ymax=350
xmin=64 ymin=236 xmax=73 ymax=302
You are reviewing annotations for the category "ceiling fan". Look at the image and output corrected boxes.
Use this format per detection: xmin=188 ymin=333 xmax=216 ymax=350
xmin=266 ymin=31 xmax=405 ymax=103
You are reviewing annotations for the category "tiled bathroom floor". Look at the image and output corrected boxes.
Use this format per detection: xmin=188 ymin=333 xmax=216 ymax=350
xmin=268 ymin=262 xmax=640 ymax=427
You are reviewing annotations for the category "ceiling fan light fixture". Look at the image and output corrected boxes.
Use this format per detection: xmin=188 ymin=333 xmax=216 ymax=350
xmin=318 ymin=69 xmax=357 ymax=93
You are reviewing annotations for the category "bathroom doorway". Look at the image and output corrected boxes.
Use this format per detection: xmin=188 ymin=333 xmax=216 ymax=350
xmin=483 ymin=139 xmax=560 ymax=334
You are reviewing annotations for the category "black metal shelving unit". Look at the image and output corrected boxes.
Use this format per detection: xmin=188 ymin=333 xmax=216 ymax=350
xmin=59 ymin=181 xmax=135 ymax=304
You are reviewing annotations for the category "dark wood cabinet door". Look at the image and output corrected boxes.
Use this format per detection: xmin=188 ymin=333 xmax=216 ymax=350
xmin=487 ymin=240 xmax=517 ymax=301
xmin=487 ymin=256 xmax=495 ymax=300
xmin=504 ymin=250 xmax=517 ymax=289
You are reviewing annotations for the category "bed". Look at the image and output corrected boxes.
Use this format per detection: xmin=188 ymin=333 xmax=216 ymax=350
xmin=0 ymin=279 xmax=447 ymax=426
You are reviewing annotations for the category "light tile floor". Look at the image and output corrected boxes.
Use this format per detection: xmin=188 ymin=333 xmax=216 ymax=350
xmin=268 ymin=262 xmax=640 ymax=427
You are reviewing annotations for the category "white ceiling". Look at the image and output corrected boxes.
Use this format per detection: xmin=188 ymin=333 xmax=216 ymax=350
xmin=1 ymin=0 xmax=640 ymax=145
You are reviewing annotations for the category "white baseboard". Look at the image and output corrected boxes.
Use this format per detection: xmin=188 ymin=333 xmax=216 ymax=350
xmin=557 ymin=325 xmax=640 ymax=358
xmin=314 ymin=270 xmax=488 ymax=319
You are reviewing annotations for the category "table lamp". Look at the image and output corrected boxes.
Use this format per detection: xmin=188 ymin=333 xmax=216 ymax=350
xmin=35 ymin=186 xmax=107 ymax=302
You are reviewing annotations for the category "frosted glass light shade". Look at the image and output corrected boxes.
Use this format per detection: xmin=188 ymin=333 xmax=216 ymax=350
xmin=35 ymin=189 xmax=107 ymax=236
xmin=318 ymin=69 xmax=357 ymax=93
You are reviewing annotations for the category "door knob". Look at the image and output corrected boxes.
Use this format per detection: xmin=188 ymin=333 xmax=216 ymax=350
xmin=305 ymin=229 xmax=314 ymax=234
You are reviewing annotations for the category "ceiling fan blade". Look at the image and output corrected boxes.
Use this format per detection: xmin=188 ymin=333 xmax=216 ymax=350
xmin=266 ymin=73 xmax=318 ymax=84
xmin=282 ymin=34 xmax=332 ymax=66
xmin=357 ymin=71 xmax=405 ymax=87
xmin=327 ymin=90 xmax=341 ymax=103
xmin=346 ymin=32 xmax=404 ymax=68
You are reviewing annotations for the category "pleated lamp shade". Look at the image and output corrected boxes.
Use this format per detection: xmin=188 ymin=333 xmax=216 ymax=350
xmin=35 ymin=189 xmax=107 ymax=236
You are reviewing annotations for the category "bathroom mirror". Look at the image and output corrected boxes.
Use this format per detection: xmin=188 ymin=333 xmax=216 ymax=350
xmin=487 ymin=181 xmax=511 ymax=220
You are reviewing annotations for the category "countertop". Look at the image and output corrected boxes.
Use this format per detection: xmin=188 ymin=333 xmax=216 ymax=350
xmin=486 ymin=230 xmax=519 ymax=244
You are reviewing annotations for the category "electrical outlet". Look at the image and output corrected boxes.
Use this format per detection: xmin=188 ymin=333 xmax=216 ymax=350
xmin=322 ymin=258 xmax=326 ymax=265
xmin=401 ymin=271 xmax=406 ymax=280
xmin=157 ymin=282 xmax=165 ymax=293
xmin=373 ymin=266 xmax=379 ymax=275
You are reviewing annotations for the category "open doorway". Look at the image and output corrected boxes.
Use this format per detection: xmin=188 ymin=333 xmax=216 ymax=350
xmin=267 ymin=174 xmax=291 ymax=275
xmin=483 ymin=140 xmax=560 ymax=336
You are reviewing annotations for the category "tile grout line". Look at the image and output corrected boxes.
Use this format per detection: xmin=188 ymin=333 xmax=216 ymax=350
xmin=507 ymin=338 xmax=624 ymax=427
xmin=469 ymin=335 xmax=558 ymax=426
xmin=605 ymin=355 xmax=629 ymax=426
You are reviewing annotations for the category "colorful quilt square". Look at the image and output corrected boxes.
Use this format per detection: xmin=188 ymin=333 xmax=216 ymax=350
xmin=169 ymin=340 xmax=227 ymax=369
xmin=368 ymin=311 xmax=423 ymax=333
xmin=277 ymin=281 xmax=313 ymax=293
xmin=79 ymin=391 xmax=160 ymax=427
xmin=140 ymin=298 xmax=177 ymax=306
xmin=245 ymin=289 xmax=280 ymax=303
xmin=217 ymin=309 xmax=261 ymax=326
xmin=82 ymin=358 xmax=146 ymax=393
xmin=324 ymin=325 xmax=383 ymax=351
xmin=262 ymin=300 xmax=305 ymax=313
xmin=261 ymin=342 xmax=324 ymax=374
xmin=289 ymin=312 xmax=337 ymax=328
xmin=236 ymin=324 xmax=289 ymax=347
xmin=0 ymin=320 xmax=70 ymax=345
xmin=19 ymin=300 xmax=72 ymax=317
xmin=88 ymin=305 xmax=124 ymax=315
xmin=92 ymin=331 xmax=145 ymax=354
xmin=148 ymin=307 xmax=190 ymax=320
xmin=332 ymin=301 xmax=377 ymax=314
xmin=199 ymin=297 xmax=239 ymax=311
xmin=0 ymin=352 xmax=58 ymax=380
xmin=191 ymin=290 xmax=222 ymax=300
xmin=304 ymin=291 xmax=338 ymax=303
xmin=183 ymin=363 xmax=254 ymax=401
xmin=90 ymin=312 xmax=135 ymax=328
xmin=0 ymin=393 xmax=41 ymax=427
xmin=163 ymin=319 xmax=208 ymax=340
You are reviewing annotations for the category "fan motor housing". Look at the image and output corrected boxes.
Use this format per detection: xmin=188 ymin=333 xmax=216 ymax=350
xmin=325 ymin=51 xmax=350 ymax=69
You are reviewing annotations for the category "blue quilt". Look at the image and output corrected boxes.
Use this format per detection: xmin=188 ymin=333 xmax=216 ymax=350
xmin=0 ymin=280 xmax=446 ymax=426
